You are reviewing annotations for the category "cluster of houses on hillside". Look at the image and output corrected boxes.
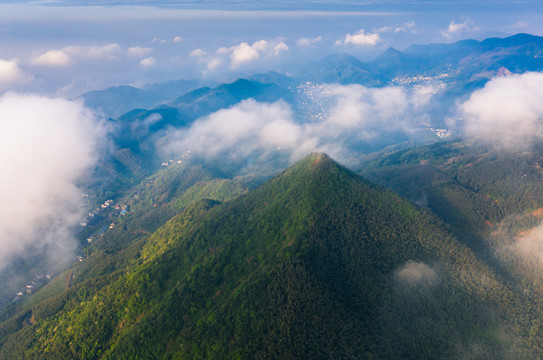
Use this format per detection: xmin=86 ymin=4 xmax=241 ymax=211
xmin=427 ymin=128 xmax=452 ymax=139
xmin=80 ymin=198 xmax=130 ymax=229
xmin=4 ymin=192 xmax=137 ymax=311
xmin=392 ymin=72 xmax=452 ymax=86
xmin=160 ymin=150 xmax=192 ymax=167
xmin=11 ymin=272 xmax=54 ymax=303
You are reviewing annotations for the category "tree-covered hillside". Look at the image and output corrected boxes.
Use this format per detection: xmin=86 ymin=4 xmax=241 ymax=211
xmin=1 ymin=153 xmax=541 ymax=359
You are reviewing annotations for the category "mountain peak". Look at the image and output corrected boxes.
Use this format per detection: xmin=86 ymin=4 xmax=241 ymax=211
xmin=257 ymin=152 xmax=361 ymax=205
xmin=296 ymin=53 xmax=386 ymax=86
xmin=320 ymin=53 xmax=362 ymax=63
xmin=383 ymin=47 xmax=402 ymax=55
xmin=298 ymin=152 xmax=331 ymax=165
xmin=283 ymin=152 xmax=339 ymax=177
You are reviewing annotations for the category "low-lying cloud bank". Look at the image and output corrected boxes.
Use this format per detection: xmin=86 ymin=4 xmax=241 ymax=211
xmin=0 ymin=93 xmax=104 ymax=273
xmin=160 ymin=83 xmax=432 ymax=168
xmin=461 ymin=72 xmax=543 ymax=150
xmin=161 ymin=99 xmax=314 ymax=162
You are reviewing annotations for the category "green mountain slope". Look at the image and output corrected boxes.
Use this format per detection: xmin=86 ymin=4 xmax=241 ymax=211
xmin=0 ymin=153 xmax=539 ymax=359
xmin=361 ymin=141 xmax=543 ymax=338
xmin=361 ymin=141 xmax=543 ymax=236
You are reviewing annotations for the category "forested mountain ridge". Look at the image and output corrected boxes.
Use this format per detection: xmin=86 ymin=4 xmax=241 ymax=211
xmin=1 ymin=153 xmax=540 ymax=359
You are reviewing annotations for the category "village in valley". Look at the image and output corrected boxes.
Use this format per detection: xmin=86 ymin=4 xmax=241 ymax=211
xmin=1 ymin=197 xmax=131 ymax=309
xmin=80 ymin=197 xmax=130 ymax=243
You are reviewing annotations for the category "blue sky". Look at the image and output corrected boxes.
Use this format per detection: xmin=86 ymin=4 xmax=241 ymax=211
xmin=0 ymin=0 xmax=541 ymax=95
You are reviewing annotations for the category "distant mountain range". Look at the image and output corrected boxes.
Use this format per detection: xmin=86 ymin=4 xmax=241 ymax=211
xmin=79 ymin=79 xmax=214 ymax=118
xmin=112 ymin=78 xmax=291 ymax=132
xmin=81 ymin=33 xmax=543 ymax=119
xmin=294 ymin=53 xmax=387 ymax=86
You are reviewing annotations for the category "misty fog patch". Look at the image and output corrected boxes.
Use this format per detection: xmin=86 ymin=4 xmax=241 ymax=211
xmin=395 ymin=260 xmax=439 ymax=287
xmin=130 ymin=113 xmax=163 ymax=137
xmin=511 ymin=224 xmax=543 ymax=267
xmin=414 ymin=194 xmax=428 ymax=207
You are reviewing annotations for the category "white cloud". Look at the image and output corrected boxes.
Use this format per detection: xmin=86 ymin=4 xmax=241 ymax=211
xmin=0 ymin=93 xmax=105 ymax=273
xmin=375 ymin=26 xmax=394 ymax=34
xmin=460 ymin=72 xmax=543 ymax=150
xmin=0 ymin=59 xmax=33 ymax=90
xmin=512 ymin=20 xmax=530 ymax=29
xmin=252 ymin=40 xmax=269 ymax=52
xmin=230 ymin=42 xmax=260 ymax=67
xmin=311 ymin=84 xmax=410 ymax=141
xmin=372 ymin=22 xmax=417 ymax=37
xmin=161 ymin=99 xmax=310 ymax=161
xmin=31 ymin=50 xmax=71 ymax=66
xmin=273 ymin=41 xmax=289 ymax=56
xmin=296 ymin=36 xmax=323 ymax=47
xmin=32 ymin=44 xmax=122 ymax=67
xmin=86 ymin=44 xmax=121 ymax=59
xmin=392 ymin=21 xmax=417 ymax=34
xmin=173 ymin=36 xmax=183 ymax=43
xmin=127 ymin=46 xmax=153 ymax=57
xmin=64 ymin=44 xmax=122 ymax=60
xmin=140 ymin=57 xmax=156 ymax=68
xmin=207 ymin=39 xmax=290 ymax=70
xmin=216 ymin=46 xmax=230 ymax=55
xmin=190 ymin=49 xmax=207 ymax=57
xmin=152 ymin=38 xmax=168 ymax=43
xmin=441 ymin=19 xmax=479 ymax=39
xmin=336 ymin=29 xmax=380 ymax=46
xmin=206 ymin=57 xmax=223 ymax=72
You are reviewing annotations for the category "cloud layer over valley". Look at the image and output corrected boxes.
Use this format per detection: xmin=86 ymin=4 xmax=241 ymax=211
xmin=0 ymin=93 xmax=105 ymax=273
xmin=160 ymin=83 xmax=433 ymax=169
